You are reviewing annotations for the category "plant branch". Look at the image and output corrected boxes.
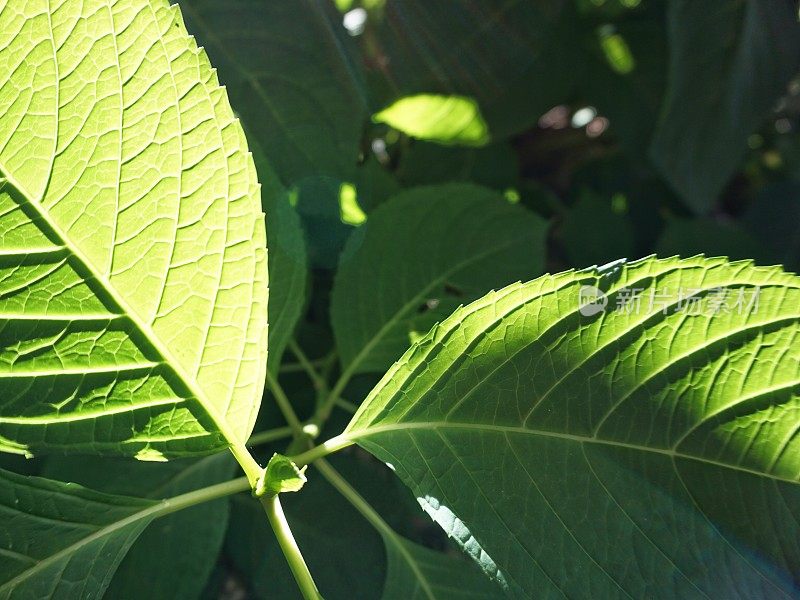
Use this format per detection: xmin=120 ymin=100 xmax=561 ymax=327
xmin=266 ymin=370 xmax=305 ymax=438
xmin=288 ymin=339 xmax=328 ymax=393
xmin=260 ymin=494 xmax=322 ymax=600
xmin=315 ymin=459 xmax=438 ymax=596
xmin=290 ymin=434 xmax=353 ymax=467
xmin=314 ymin=459 xmax=391 ymax=537
xmin=248 ymin=425 xmax=295 ymax=447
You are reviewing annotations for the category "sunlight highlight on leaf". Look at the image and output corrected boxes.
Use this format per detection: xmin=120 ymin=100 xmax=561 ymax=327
xmin=373 ymin=95 xmax=490 ymax=146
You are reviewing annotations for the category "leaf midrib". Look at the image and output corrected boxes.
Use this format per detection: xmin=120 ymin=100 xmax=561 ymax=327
xmin=349 ymin=422 xmax=800 ymax=486
xmin=0 ymin=172 xmax=244 ymax=451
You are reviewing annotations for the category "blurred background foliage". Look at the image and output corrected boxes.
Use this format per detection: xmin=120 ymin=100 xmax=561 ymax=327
xmin=4 ymin=0 xmax=800 ymax=597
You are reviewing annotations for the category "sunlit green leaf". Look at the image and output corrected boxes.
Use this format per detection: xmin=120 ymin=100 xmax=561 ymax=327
xmin=374 ymin=95 xmax=490 ymax=147
xmin=0 ymin=0 xmax=267 ymax=458
xmin=348 ymin=256 xmax=800 ymax=597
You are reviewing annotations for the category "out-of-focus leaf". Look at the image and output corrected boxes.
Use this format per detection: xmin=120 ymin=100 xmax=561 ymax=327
xmin=347 ymin=256 xmax=800 ymax=597
xmin=249 ymin=142 xmax=308 ymax=372
xmin=331 ymin=184 xmax=548 ymax=375
xmin=559 ymin=192 xmax=636 ymax=267
xmin=649 ymin=0 xmax=800 ymax=213
xmin=374 ymin=94 xmax=490 ymax=147
xmin=657 ymin=218 xmax=767 ymax=263
xmin=366 ymin=0 xmax=579 ymax=138
xmin=180 ymin=0 xmax=368 ymax=185
xmin=743 ymin=182 xmax=800 ymax=272
xmin=397 ymin=142 xmax=519 ymax=192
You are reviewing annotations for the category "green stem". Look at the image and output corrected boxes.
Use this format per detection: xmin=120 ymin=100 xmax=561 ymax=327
xmin=260 ymin=494 xmax=322 ymax=600
xmin=280 ymin=358 xmax=327 ymax=374
xmin=266 ymin=370 xmax=305 ymax=438
xmin=314 ymin=362 xmax=356 ymax=425
xmin=316 ymin=460 xmax=437 ymax=597
xmin=248 ymin=425 xmax=295 ymax=446
xmin=228 ymin=443 xmax=264 ymax=488
xmin=335 ymin=397 xmax=358 ymax=414
xmin=288 ymin=339 xmax=328 ymax=393
xmin=314 ymin=459 xmax=391 ymax=537
xmin=290 ymin=434 xmax=353 ymax=467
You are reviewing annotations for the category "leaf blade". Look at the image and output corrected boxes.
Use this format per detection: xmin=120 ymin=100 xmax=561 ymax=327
xmin=0 ymin=0 xmax=267 ymax=458
xmin=348 ymin=256 xmax=800 ymax=597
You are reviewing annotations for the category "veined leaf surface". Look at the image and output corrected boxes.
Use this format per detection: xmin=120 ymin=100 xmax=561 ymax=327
xmin=0 ymin=468 xmax=156 ymax=599
xmin=382 ymin=535 xmax=502 ymax=599
xmin=347 ymin=256 xmax=800 ymax=597
xmin=331 ymin=184 xmax=547 ymax=375
xmin=0 ymin=0 xmax=267 ymax=458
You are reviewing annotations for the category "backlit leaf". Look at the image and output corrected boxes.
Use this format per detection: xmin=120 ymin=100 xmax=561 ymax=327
xmin=348 ymin=256 xmax=800 ymax=597
xmin=0 ymin=0 xmax=267 ymax=458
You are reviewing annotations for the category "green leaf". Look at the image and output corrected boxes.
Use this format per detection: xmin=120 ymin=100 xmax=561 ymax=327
xmin=331 ymin=184 xmax=548 ymax=375
xmin=0 ymin=468 xmax=155 ymax=599
xmin=0 ymin=0 xmax=267 ymax=459
xmin=382 ymin=536 xmax=502 ymax=599
xmin=346 ymin=256 xmax=800 ymax=597
xmin=258 ymin=453 xmax=308 ymax=496
xmin=559 ymin=192 xmax=635 ymax=267
xmin=41 ymin=453 xmax=235 ymax=600
xmin=649 ymin=0 xmax=800 ymax=213
xmin=397 ymin=142 xmax=519 ymax=192
xmin=374 ymin=95 xmax=490 ymax=147
xmin=367 ymin=0 xmax=579 ymax=138
xmin=179 ymin=0 xmax=368 ymax=186
xmin=249 ymin=141 xmax=308 ymax=374
xmin=226 ymin=454 xmax=401 ymax=599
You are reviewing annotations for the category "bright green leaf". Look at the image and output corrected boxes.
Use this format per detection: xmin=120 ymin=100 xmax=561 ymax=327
xmin=0 ymin=0 xmax=267 ymax=459
xmin=258 ymin=453 xmax=308 ymax=496
xmin=339 ymin=183 xmax=368 ymax=226
xmin=0 ymin=468 xmax=156 ymax=599
xmin=347 ymin=256 xmax=800 ymax=597
xmin=374 ymin=95 xmax=490 ymax=147
xmin=331 ymin=184 xmax=548 ymax=375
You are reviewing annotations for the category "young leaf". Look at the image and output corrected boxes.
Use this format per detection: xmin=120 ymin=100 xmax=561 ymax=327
xmin=0 ymin=468 xmax=155 ymax=599
xmin=649 ymin=0 xmax=800 ymax=213
xmin=0 ymin=0 xmax=267 ymax=459
xmin=331 ymin=184 xmax=548 ymax=375
xmin=346 ymin=256 xmax=800 ymax=597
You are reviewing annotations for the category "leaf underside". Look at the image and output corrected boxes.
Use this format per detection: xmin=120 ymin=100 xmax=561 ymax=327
xmin=348 ymin=256 xmax=800 ymax=598
xmin=0 ymin=468 xmax=155 ymax=600
xmin=0 ymin=0 xmax=267 ymax=459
